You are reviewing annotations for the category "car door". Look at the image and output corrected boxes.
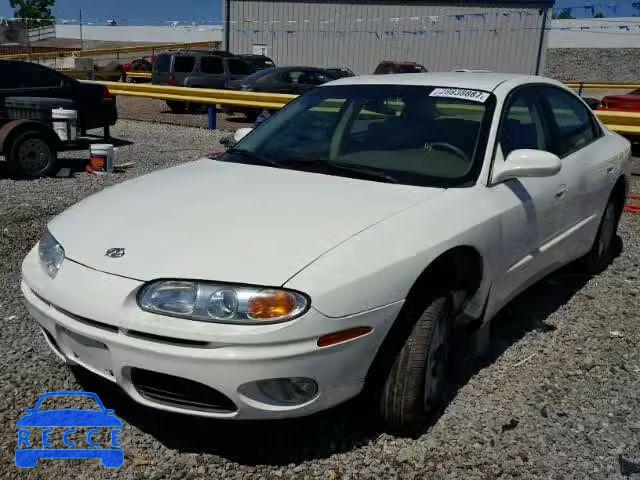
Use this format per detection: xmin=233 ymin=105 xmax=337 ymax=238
xmin=298 ymin=70 xmax=333 ymax=94
xmin=486 ymin=86 xmax=573 ymax=316
xmin=226 ymin=58 xmax=254 ymax=86
xmin=537 ymin=85 xmax=620 ymax=258
xmin=277 ymin=70 xmax=307 ymax=95
xmin=187 ymin=55 xmax=221 ymax=88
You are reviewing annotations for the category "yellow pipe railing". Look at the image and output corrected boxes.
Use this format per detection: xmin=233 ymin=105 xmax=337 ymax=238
xmin=90 ymin=80 xmax=297 ymax=110
xmin=0 ymin=40 xmax=221 ymax=61
xmin=80 ymin=80 xmax=640 ymax=135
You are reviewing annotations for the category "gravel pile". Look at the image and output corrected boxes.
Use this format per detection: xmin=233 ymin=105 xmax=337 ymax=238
xmin=1 ymin=121 xmax=639 ymax=479
xmin=546 ymin=48 xmax=640 ymax=83
xmin=116 ymin=96 xmax=253 ymax=131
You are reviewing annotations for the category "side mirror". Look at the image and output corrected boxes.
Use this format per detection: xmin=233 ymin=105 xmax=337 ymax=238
xmin=493 ymin=149 xmax=561 ymax=184
xmin=233 ymin=127 xmax=253 ymax=143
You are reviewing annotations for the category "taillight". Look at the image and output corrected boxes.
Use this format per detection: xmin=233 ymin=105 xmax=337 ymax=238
xmin=103 ymin=86 xmax=112 ymax=98
xmin=168 ymin=74 xmax=176 ymax=86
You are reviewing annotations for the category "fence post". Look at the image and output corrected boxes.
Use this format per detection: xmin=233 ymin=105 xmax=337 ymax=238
xmin=208 ymin=106 xmax=217 ymax=130
xmin=578 ymin=82 xmax=584 ymax=97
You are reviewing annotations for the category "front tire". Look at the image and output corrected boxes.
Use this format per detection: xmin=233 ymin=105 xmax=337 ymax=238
xmin=8 ymin=131 xmax=57 ymax=178
xmin=379 ymin=294 xmax=453 ymax=435
xmin=582 ymin=197 xmax=621 ymax=274
xmin=166 ymin=100 xmax=187 ymax=113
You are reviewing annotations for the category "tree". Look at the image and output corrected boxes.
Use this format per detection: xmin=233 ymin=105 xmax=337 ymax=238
xmin=9 ymin=0 xmax=55 ymax=29
xmin=555 ymin=9 xmax=574 ymax=19
xmin=594 ymin=12 xmax=605 ymax=18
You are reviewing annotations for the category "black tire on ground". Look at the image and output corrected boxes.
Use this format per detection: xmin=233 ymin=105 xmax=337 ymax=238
xmin=582 ymin=97 xmax=601 ymax=110
xmin=379 ymin=293 xmax=453 ymax=435
xmin=166 ymin=100 xmax=187 ymax=113
xmin=188 ymin=103 xmax=208 ymax=113
xmin=7 ymin=130 xmax=57 ymax=178
xmin=582 ymin=195 xmax=622 ymax=274
xmin=244 ymin=110 xmax=260 ymax=122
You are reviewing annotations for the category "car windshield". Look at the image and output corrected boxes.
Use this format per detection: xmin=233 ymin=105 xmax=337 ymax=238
xmin=36 ymin=395 xmax=101 ymax=412
xmin=222 ymin=84 xmax=495 ymax=187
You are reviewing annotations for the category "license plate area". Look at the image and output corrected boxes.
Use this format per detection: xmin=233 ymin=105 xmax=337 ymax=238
xmin=57 ymin=327 xmax=115 ymax=381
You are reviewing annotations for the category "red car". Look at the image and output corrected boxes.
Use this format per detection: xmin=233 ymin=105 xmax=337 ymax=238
xmin=598 ymin=90 xmax=640 ymax=111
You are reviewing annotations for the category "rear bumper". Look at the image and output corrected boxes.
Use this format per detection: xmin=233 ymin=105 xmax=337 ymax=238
xmin=21 ymin=248 xmax=402 ymax=419
xmin=80 ymin=99 xmax=117 ymax=130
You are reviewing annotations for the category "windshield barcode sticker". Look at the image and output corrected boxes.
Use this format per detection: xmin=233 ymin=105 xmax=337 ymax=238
xmin=429 ymin=88 xmax=490 ymax=103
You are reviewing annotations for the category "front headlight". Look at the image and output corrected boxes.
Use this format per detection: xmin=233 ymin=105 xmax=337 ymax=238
xmin=38 ymin=229 xmax=65 ymax=278
xmin=138 ymin=280 xmax=309 ymax=324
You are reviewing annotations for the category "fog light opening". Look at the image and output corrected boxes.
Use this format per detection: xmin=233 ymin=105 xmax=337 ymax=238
xmin=241 ymin=377 xmax=318 ymax=406
xmin=317 ymin=326 xmax=373 ymax=348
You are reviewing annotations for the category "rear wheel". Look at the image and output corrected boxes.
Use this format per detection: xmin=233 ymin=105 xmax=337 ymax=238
xmin=378 ymin=294 xmax=453 ymax=435
xmin=244 ymin=110 xmax=260 ymax=122
xmin=582 ymin=197 xmax=621 ymax=274
xmin=8 ymin=130 xmax=57 ymax=178
xmin=166 ymin=100 xmax=187 ymax=113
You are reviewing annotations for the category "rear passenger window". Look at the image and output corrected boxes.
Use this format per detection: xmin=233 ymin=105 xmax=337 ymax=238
xmin=173 ymin=56 xmax=195 ymax=73
xmin=543 ymin=87 xmax=600 ymax=157
xmin=28 ymin=66 xmax=63 ymax=88
xmin=0 ymin=63 xmax=62 ymax=89
xmin=227 ymin=59 xmax=252 ymax=75
xmin=201 ymin=57 xmax=223 ymax=74
xmin=500 ymin=91 xmax=549 ymax=157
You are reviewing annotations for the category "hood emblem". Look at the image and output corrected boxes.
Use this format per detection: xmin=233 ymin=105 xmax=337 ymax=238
xmin=105 ymin=248 xmax=126 ymax=258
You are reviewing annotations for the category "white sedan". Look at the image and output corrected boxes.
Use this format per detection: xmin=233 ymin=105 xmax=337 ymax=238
xmin=22 ymin=73 xmax=632 ymax=434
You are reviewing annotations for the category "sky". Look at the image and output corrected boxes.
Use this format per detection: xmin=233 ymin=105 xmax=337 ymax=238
xmin=0 ymin=0 xmax=223 ymax=25
xmin=0 ymin=0 xmax=638 ymax=25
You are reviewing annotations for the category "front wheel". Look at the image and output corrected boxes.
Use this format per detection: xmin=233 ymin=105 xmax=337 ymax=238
xmin=582 ymin=197 xmax=621 ymax=274
xmin=166 ymin=100 xmax=187 ymax=113
xmin=379 ymin=294 xmax=453 ymax=435
xmin=8 ymin=130 xmax=57 ymax=178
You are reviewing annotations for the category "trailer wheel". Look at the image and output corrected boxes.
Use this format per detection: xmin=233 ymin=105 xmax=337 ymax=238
xmin=8 ymin=130 xmax=57 ymax=178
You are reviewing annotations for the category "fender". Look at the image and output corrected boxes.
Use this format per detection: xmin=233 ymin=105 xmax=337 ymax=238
xmin=0 ymin=120 xmax=60 ymax=154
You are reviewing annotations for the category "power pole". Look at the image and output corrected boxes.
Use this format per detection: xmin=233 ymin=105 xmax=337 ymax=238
xmin=79 ymin=8 xmax=84 ymax=50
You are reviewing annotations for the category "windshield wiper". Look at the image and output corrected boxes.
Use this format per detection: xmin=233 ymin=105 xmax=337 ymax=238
xmin=330 ymin=162 xmax=400 ymax=184
xmin=225 ymin=148 xmax=280 ymax=167
xmin=279 ymin=158 xmax=399 ymax=184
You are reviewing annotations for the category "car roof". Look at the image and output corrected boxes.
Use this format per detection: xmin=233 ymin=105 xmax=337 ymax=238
xmin=323 ymin=72 xmax=562 ymax=92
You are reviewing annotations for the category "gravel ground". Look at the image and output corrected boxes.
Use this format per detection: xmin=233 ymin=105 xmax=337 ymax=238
xmin=546 ymin=48 xmax=640 ymax=83
xmin=117 ymin=96 xmax=253 ymax=131
xmin=1 ymin=120 xmax=639 ymax=479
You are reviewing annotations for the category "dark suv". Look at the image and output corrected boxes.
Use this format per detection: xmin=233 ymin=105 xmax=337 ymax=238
xmin=152 ymin=51 xmax=255 ymax=112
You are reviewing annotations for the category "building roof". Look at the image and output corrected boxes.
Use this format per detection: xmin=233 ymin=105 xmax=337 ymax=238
xmin=232 ymin=0 xmax=555 ymax=5
xmin=323 ymin=72 xmax=560 ymax=92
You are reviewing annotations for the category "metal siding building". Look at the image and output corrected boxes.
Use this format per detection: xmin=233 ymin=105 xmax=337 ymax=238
xmin=226 ymin=1 xmax=554 ymax=75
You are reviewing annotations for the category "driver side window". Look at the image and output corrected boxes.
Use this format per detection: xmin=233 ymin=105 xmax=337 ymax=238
xmin=500 ymin=89 xmax=551 ymax=158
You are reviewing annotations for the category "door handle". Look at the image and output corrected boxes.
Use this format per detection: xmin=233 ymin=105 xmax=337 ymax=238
xmin=555 ymin=186 xmax=568 ymax=199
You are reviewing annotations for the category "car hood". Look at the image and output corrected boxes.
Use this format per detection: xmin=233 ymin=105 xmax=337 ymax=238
xmin=17 ymin=410 xmax=123 ymax=427
xmin=49 ymin=159 xmax=441 ymax=285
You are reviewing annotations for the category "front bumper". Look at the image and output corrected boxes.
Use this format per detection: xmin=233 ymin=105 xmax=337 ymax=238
xmin=21 ymin=247 xmax=402 ymax=419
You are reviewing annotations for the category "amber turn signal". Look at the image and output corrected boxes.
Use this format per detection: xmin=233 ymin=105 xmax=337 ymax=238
xmin=248 ymin=290 xmax=297 ymax=319
xmin=317 ymin=327 xmax=373 ymax=348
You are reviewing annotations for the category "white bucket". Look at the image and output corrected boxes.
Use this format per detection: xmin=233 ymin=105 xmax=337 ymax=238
xmin=52 ymin=108 xmax=78 ymax=142
xmin=89 ymin=143 xmax=115 ymax=173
